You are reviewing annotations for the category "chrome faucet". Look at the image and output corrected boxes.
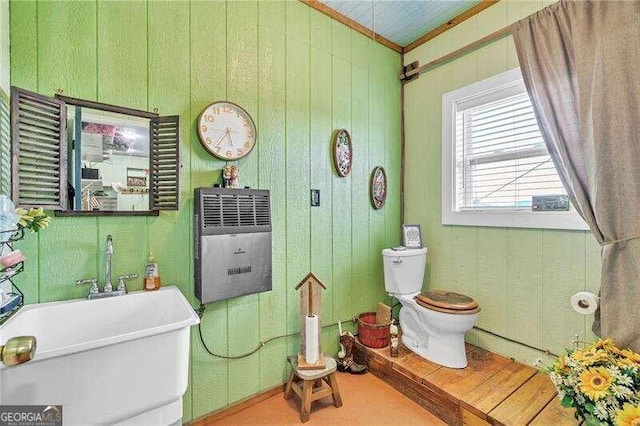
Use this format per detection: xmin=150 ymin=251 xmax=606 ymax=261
xmin=104 ymin=235 xmax=114 ymax=293
xmin=75 ymin=235 xmax=138 ymax=299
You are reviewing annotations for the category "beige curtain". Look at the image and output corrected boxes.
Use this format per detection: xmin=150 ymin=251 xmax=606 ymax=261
xmin=511 ymin=0 xmax=640 ymax=351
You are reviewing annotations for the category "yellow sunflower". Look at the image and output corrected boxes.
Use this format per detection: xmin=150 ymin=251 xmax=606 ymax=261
xmin=620 ymin=349 xmax=640 ymax=363
xmin=579 ymin=367 xmax=613 ymax=400
xmin=592 ymin=338 xmax=615 ymax=350
xmin=618 ymin=357 xmax=640 ymax=369
xmin=571 ymin=348 xmax=609 ymax=366
xmin=612 ymin=346 xmax=626 ymax=356
xmin=615 ymin=403 xmax=640 ymax=426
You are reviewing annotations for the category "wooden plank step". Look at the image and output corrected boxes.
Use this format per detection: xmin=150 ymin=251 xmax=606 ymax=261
xmin=425 ymin=347 xmax=512 ymax=400
xmin=462 ymin=407 xmax=491 ymax=426
xmin=376 ymin=361 xmax=461 ymax=425
xmin=488 ymin=372 xmax=557 ymax=426
xmin=393 ymin=351 xmax=442 ymax=383
xmin=460 ymin=361 xmax=537 ymax=419
xmin=529 ymin=396 xmax=578 ymax=426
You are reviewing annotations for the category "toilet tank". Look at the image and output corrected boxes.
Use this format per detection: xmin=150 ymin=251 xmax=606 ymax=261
xmin=382 ymin=247 xmax=427 ymax=295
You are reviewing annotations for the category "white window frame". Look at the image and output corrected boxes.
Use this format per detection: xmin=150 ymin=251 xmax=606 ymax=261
xmin=442 ymin=68 xmax=589 ymax=231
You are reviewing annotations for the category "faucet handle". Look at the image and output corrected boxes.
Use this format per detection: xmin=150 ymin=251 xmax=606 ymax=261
xmin=76 ymin=278 xmax=99 ymax=295
xmin=116 ymin=274 xmax=138 ymax=293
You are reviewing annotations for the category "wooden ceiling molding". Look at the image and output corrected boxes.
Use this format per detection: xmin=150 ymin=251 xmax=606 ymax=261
xmin=300 ymin=0 xmax=500 ymax=56
xmin=403 ymin=0 xmax=500 ymax=54
xmin=300 ymin=0 xmax=404 ymax=53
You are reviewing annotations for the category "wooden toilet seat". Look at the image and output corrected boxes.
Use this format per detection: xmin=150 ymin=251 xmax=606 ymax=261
xmin=415 ymin=290 xmax=480 ymax=315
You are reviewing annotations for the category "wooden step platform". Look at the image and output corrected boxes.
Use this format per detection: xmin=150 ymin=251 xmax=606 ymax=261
xmin=353 ymin=340 xmax=578 ymax=426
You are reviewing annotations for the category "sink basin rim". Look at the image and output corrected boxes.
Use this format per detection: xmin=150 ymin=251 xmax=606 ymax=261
xmin=0 ymin=285 xmax=199 ymax=366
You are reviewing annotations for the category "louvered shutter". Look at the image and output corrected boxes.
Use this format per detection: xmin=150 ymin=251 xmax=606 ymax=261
xmin=455 ymin=92 xmax=566 ymax=211
xmin=150 ymin=115 xmax=180 ymax=211
xmin=11 ymin=87 xmax=67 ymax=210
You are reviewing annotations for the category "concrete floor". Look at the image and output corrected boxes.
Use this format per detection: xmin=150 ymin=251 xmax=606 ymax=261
xmin=214 ymin=371 xmax=445 ymax=425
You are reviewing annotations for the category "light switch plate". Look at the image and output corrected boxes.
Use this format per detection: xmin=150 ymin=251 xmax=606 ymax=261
xmin=311 ymin=189 xmax=320 ymax=207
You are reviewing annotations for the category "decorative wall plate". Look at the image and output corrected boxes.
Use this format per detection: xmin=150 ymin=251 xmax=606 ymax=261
xmin=332 ymin=129 xmax=352 ymax=177
xmin=370 ymin=166 xmax=387 ymax=210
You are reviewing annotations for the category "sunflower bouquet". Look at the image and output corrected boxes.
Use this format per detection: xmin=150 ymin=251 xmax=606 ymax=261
xmin=543 ymin=338 xmax=640 ymax=425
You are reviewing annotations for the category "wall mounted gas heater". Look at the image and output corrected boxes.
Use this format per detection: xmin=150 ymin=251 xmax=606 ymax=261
xmin=194 ymin=187 xmax=272 ymax=303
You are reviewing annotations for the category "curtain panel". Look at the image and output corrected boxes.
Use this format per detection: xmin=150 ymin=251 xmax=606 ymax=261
xmin=511 ymin=0 xmax=640 ymax=351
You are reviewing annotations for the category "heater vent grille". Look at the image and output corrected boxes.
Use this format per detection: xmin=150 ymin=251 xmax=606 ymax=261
xmin=221 ymin=195 xmax=239 ymax=227
xmin=255 ymin=196 xmax=270 ymax=226
xmin=200 ymin=190 xmax=271 ymax=231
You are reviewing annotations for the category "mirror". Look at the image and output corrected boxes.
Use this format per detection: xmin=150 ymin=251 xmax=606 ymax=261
xmin=10 ymin=87 xmax=180 ymax=215
xmin=62 ymin=99 xmax=153 ymax=213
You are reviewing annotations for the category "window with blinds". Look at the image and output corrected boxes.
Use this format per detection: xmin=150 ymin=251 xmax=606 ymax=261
xmin=455 ymin=92 xmax=565 ymax=210
xmin=442 ymin=68 xmax=587 ymax=230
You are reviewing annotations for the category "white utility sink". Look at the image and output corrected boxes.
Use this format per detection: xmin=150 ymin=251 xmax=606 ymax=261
xmin=0 ymin=286 xmax=199 ymax=426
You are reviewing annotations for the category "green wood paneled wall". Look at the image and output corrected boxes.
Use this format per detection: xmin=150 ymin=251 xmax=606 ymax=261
xmin=403 ymin=0 xmax=601 ymax=364
xmin=9 ymin=1 xmax=401 ymax=421
xmin=0 ymin=0 xmax=9 ymax=92
xmin=0 ymin=0 xmax=9 ymax=198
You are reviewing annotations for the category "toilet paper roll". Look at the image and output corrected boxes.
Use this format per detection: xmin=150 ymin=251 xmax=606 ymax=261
xmin=570 ymin=292 xmax=599 ymax=315
xmin=305 ymin=315 xmax=319 ymax=364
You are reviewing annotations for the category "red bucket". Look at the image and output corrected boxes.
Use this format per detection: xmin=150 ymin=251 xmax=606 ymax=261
xmin=357 ymin=312 xmax=391 ymax=348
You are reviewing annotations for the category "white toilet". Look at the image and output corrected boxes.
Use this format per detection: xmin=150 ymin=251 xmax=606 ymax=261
xmin=382 ymin=247 xmax=480 ymax=368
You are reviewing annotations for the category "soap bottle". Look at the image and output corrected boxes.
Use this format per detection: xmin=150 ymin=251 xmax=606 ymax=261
xmin=390 ymin=322 xmax=399 ymax=357
xmin=143 ymin=254 xmax=161 ymax=291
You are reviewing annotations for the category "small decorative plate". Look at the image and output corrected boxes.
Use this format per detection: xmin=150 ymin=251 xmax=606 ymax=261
xmin=332 ymin=129 xmax=352 ymax=177
xmin=370 ymin=166 xmax=387 ymax=210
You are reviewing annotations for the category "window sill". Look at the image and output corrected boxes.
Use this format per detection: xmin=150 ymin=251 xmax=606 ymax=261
xmin=442 ymin=210 xmax=590 ymax=231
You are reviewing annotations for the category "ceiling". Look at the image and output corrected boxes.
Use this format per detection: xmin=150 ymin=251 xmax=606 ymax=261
xmin=319 ymin=0 xmax=481 ymax=47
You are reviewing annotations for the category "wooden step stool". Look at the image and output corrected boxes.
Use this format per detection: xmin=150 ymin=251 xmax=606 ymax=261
xmin=284 ymin=355 xmax=343 ymax=422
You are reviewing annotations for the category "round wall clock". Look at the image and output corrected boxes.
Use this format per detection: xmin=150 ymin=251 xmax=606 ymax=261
xmin=332 ymin=129 xmax=352 ymax=177
xmin=370 ymin=166 xmax=387 ymax=210
xmin=197 ymin=101 xmax=256 ymax=160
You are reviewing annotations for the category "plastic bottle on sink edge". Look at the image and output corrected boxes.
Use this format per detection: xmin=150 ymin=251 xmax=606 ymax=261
xmin=144 ymin=254 xmax=161 ymax=291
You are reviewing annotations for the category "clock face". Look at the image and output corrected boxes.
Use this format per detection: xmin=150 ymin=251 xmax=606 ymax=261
xmin=197 ymin=102 xmax=256 ymax=160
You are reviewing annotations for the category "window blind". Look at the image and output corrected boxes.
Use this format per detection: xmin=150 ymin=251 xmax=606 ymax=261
xmin=455 ymin=92 xmax=566 ymax=210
